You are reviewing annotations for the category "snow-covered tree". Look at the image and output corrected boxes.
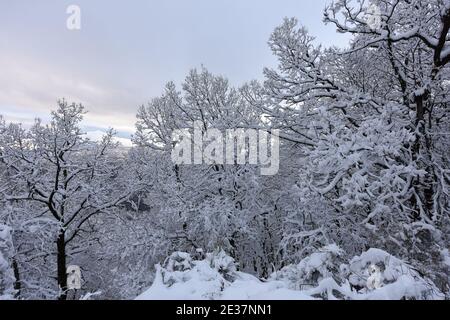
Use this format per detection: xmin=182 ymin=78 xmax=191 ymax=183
xmin=134 ymin=68 xmax=283 ymax=276
xmin=262 ymin=0 xmax=449 ymax=291
xmin=0 ymin=101 xmax=140 ymax=299
xmin=0 ymin=223 xmax=15 ymax=299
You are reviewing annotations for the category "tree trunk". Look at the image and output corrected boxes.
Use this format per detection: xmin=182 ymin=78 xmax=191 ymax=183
xmin=56 ymin=230 xmax=67 ymax=300
xmin=412 ymin=93 xmax=434 ymax=220
xmin=12 ymin=258 xmax=21 ymax=298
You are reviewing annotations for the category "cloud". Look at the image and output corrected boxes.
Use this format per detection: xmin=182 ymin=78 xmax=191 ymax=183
xmin=0 ymin=0 xmax=351 ymax=141
xmin=0 ymin=51 xmax=138 ymax=135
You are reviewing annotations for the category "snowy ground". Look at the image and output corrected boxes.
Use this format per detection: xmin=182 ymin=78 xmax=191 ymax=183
xmin=137 ymin=267 xmax=313 ymax=300
xmin=136 ymin=248 xmax=445 ymax=300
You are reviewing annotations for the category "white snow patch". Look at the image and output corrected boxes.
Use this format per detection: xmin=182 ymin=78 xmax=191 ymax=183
xmin=136 ymin=248 xmax=443 ymax=300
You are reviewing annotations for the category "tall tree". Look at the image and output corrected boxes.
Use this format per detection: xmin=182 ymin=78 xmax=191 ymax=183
xmin=0 ymin=101 xmax=137 ymax=299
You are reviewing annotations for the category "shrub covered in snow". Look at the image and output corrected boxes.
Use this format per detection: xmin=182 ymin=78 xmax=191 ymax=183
xmin=137 ymin=250 xmax=231 ymax=300
xmin=164 ymin=252 xmax=194 ymax=273
xmin=206 ymin=249 xmax=237 ymax=282
xmin=304 ymin=248 xmax=444 ymax=300
xmin=0 ymin=224 xmax=15 ymax=300
xmin=344 ymin=248 xmax=443 ymax=299
xmin=272 ymin=244 xmax=344 ymax=290
xmin=137 ymin=247 xmax=444 ymax=300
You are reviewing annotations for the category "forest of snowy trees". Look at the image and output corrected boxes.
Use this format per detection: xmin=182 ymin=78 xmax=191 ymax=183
xmin=1 ymin=0 xmax=449 ymax=300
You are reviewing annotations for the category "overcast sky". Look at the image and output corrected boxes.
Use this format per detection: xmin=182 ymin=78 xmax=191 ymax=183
xmin=0 ymin=0 xmax=350 ymax=143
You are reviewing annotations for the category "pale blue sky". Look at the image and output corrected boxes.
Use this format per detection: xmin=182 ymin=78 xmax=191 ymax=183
xmin=0 ymin=0 xmax=350 ymax=139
